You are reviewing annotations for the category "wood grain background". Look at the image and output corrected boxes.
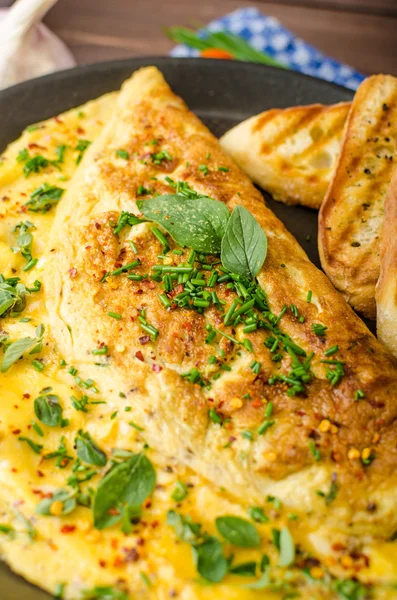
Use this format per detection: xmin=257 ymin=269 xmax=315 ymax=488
xmin=1 ymin=0 xmax=396 ymax=76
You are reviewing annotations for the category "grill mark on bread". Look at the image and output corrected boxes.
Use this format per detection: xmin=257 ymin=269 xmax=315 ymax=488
xmin=319 ymin=75 xmax=397 ymax=318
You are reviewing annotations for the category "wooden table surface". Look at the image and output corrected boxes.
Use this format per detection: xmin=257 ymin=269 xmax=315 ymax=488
xmin=41 ymin=0 xmax=397 ymax=77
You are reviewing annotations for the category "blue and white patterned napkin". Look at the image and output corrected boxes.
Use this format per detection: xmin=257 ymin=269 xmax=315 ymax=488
xmin=170 ymin=7 xmax=364 ymax=91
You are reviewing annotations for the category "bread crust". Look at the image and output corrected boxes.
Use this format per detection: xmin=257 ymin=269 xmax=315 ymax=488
xmin=220 ymin=102 xmax=350 ymax=209
xmin=319 ymin=75 xmax=397 ymax=319
xmin=376 ymin=166 xmax=397 ymax=357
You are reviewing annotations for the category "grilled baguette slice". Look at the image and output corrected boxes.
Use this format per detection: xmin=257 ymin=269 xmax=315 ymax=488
xmin=319 ymin=75 xmax=397 ymax=319
xmin=376 ymin=166 xmax=397 ymax=358
xmin=44 ymin=67 xmax=397 ymax=538
xmin=220 ymin=102 xmax=350 ymax=209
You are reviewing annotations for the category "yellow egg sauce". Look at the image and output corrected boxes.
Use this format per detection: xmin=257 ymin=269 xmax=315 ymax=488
xmin=0 ymin=94 xmax=395 ymax=600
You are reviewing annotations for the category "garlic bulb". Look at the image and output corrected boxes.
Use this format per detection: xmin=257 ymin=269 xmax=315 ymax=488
xmin=0 ymin=0 xmax=75 ymax=90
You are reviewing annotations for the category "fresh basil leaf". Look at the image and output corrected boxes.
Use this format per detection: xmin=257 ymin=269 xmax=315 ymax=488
xmin=76 ymin=430 xmax=107 ymax=466
xmin=216 ymin=515 xmax=260 ymax=547
xmin=244 ymin=567 xmax=271 ymax=590
xmin=34 ymin=394 xmax=63 ymax=427
xmin=1 ymin=336 xmax=38 ymax=372
xmin=229 ymin=561 xmax=257 ymax=576
xmin=35 ymin=489 xmax=76 ymax=516
xmin=192 ymin=536 xmax=228 ymax=583
xmin=93 ymin=453 xmax=155 ymax=529
xmin=277 ymin=526 xmax=295 ymax=567
xmin=138 ymin=194 xmax=230 ymax=253
xmin=221 ymin=205 xmax=267 ymax=279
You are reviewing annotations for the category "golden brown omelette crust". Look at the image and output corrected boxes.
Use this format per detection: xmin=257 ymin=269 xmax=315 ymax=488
xmin=319 ymin=75 xmax=397 ymax=319
xmin=47 ymin=68 xmax=397 ymax=530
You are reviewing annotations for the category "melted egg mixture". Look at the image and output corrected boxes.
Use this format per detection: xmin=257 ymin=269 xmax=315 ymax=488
xmin=0 ymin=94 xmax=395 ymax=600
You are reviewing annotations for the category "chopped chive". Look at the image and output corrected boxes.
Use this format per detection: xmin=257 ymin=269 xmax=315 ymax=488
xmin=250 ymin=360 xmax=261 ymax=375
xmin=107 ymin=311 xmax=122 ymax=320
xmin=152 ymin=227 xmax=169 ymax=250
xmin=312 ymin=323 xmax=327 ymax=336
xmin=139 ymin=322 xmax=159 ymax=340
xmin=355 ymin=389 xmax=365 ymax=401
xmin=209 ymin=408 xmax=222 ymax=424
xmin=92 ymin=346 xmax=108 ymax=355
xmin=231 ymin=298 xmax=255 ymax=319
xmin=224 ymin=298 xmax=240 ymax=325
xmin=243 ymin=338 xmax=253 ymax=352
xmin=214 ymin=328 xmax=240 ymax=345
xmin=31 ymin=359 xmax=44 ymax=372
xmin=127 ymin=274 xmax=144 ymax=281
xmin=307 ymin=290 xmax=313 ymax=303
xmin=129 ymin=421 xmax=144 ymax=431
xmin=218 ymin=166 xmax=229 ymax=172
xmin=309 ymin=440 xmax=321 ymax=462
xmin=324 ymin=345 xmax=339 ymax=357
xmin=258 ymin=419 xmax=275 ymax=435
xmin=108 ymin=260 xmax=140 ymax=277
xmin=241 ymin=430 xmax=253 ymax=441
xmin=159 ymin=293 xmax=171 ymax=308
xmin=115 ymin=149 xmax=129 ymax=159
xmin=243 ymin=323 xmax=257 ymax=334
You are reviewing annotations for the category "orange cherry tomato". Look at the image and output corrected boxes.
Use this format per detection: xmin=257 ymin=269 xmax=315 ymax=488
xmin=200 ymin=48 xmax=234 ymax=60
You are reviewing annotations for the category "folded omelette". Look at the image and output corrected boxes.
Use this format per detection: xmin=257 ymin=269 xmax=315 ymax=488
xmin=1 ymin=67 xmax=397 ymax=600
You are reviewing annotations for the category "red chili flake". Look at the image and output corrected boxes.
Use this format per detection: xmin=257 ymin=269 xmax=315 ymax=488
xmin=113 ymin=556 xmax=124 ymax=567
xmin=182 ymin=322 xmax=192 ymax=331
xmin=54 ymin=117 xmax=63 ymax=124
xmin=151 ymin=520 xmax=159 ymax=529
xmin=28 ymin=143 xmax=45 ymax=149
xmin=11 ymin=429 xmax=21 ymax=435
xmin=60 ymin=525 xmax=76 ymax=534
xmin=136 ymin=537 xmax=145 ymax=546
xmin=332 ymin=542 xmax=346 ymax=552
xmin=122 ymin=547 xmax=139 ymax=562
xmin=111 ymin=538 xmax=119 ymax=549
xmin=77 ymin=127 xmax=86 ymax=135
xmin=99 ymin=559 xmax=107 ymax=568
xmin=139 ymin=336 xmax=150 ymax=345
xmin=68 ymin=268 xmax=77 ymax=279
xmin=152 ymin=364 xmax=162 ymax=373
xmin=108 ymin=507 xmax=120 ymax=516
xmin=144 ymin=499 xmax=152 ymax=509
xmin=135 ymin=351 xmax=144 ymax=362
xmin=95 ymin=222 xmax=101 ymax=230
xmin=251 ymin=399 xmax=262 ymax=408
xmin=23 ymin=393 xmax=31 ymax=399
xmin=11 ymin=468 xmax=18 ymax=473
xmin=37 ymin=470 xmax=45 ymax=478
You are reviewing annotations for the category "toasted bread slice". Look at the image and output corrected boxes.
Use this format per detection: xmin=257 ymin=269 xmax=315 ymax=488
xmin=220 ymin=102 xmax=350 ymax=209
xmin=319 ymin=75 xmax=397 ymax=319
xmin=376 ymin=167 xmax=397 ymax=358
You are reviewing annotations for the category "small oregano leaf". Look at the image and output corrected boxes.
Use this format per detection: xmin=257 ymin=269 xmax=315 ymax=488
xmin=192 ymin=536 xmax=228 ymax=583
xmin=221 ymin=205 xmax=267 ymax=279
xmin=215 ymin=515 xmax=260 ymax=547
xmin=278 ymin=526 xmax=295 ymax=567
xmin=137 ymin=194 xmax=230 ymax=253
xmin=93 ymin=453 xmax=155 ymax=530
xmin=34 ymin=394 xmax=63 ymax=427
xmin=76 ymin=430 xmax=107 ymax=466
